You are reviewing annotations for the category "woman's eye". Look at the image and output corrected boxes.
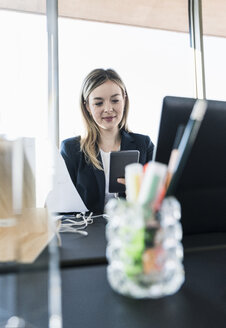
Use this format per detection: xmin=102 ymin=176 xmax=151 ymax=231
xmin=112 ymin=99 xmax=119 ymax=103
xmin=95 ymin=102 xmax=103 ymax=107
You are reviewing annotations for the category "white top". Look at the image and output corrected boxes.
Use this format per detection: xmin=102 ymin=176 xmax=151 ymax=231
xmin=100 ymin=149 xmax=115 ymax=205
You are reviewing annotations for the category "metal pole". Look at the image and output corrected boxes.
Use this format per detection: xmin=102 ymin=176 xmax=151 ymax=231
xmin=46 ymin=4 xmax=62 ymax=328
xmin=188 ymin=0 xmax=206 ymax=99
xmin=47 ymin=0 xmax=59 ymax=147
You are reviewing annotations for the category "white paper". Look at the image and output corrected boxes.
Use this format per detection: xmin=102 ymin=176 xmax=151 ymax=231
xmin=46 ymin=145 xmax=88 ymax=213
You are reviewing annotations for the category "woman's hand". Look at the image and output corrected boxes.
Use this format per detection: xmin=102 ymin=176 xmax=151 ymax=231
xmin=117 ymin=178 xmax=125 ymax=185
xmin=116 ymin=178 xmax=126 ymax=198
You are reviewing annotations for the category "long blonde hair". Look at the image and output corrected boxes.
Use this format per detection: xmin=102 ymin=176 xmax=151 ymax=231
xmin=79 ymin=68 xmax=129 ymax=170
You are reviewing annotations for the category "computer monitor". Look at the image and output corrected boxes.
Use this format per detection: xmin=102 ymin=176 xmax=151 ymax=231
xmin=154 ymin=96 xmax=226 ymax=234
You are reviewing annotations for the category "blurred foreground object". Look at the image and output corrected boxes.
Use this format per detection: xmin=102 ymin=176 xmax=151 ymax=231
xmin=105 ymin=160 xmax=184 ymax=298
xmin=105 ymin=197 xmax=184 ymax=298
xmin=0 ymin=136 xmax=61 ymax=327
xmin=0 ymin=136 xmax=55 ymax=263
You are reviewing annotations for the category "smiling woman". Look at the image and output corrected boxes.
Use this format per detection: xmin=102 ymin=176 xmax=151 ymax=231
xmin=60 ymin=68 xmax=154 ymax=214
xmin=86 ymin=80 xmax=125 ymax=137
xmin=85 ymin=80 xmax=125 ymax=150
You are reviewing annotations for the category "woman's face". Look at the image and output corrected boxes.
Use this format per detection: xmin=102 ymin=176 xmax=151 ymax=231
xmin=87 ymin=80 xmax=125 ymax=133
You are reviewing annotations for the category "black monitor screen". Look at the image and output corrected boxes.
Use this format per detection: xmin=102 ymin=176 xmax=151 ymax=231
xmin=154 ymin=96 xmax=226 ymax=192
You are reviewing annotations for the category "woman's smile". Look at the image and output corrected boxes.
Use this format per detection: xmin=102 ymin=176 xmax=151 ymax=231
xmin=102 ymin=116 xmax=116 ymax=122
xmin=87 ymin=80 xmax=125 ymax=131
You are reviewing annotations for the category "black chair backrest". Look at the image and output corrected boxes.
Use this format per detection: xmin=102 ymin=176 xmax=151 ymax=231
xmin=154 ymin=96 xmax=226 ymax=235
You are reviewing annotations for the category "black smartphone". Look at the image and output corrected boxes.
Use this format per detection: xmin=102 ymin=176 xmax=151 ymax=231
xmin=109 ymin=150 xmax=140 ymax=193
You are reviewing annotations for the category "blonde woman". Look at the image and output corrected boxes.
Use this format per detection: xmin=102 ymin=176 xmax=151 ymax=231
xmin=60 ymin=68 xmax=154 ymax=214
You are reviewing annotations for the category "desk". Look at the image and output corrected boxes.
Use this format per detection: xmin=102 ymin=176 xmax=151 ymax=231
xmin=1 ymin=217 xmax=226 ymax=328
xmin=4 ymin=216 xmax=226 ymax=271
xmin=59 ymin=217 xmax=107 ymax=267
xmin=61 ymin=248 xmax=226 ymax=328
xmin=58 ymin=216 xmax=226 ymax=267
xmin=1 ymin=247 xmax=225 ymax=328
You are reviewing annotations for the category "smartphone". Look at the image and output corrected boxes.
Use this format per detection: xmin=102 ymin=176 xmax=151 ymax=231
xmin=109 ymin=150 xmax=140 ymax=193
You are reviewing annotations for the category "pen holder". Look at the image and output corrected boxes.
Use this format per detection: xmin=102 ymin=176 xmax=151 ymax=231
xmin=105 ymin=196 xmax=184 ymax=298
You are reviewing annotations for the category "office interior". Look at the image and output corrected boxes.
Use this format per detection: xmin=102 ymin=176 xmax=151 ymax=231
xmin=0 ymin=1 xmax=226 ymax=327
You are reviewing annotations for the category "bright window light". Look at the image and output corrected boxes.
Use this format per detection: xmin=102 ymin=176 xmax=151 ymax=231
xmin=0 ymin=11 xmax=226 ymax=147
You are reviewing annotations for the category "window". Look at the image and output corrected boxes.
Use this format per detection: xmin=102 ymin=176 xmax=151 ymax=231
xmin=1 ymin=10 xmax=225 ymax=146
xmin=0 ymin=10 xmax=47 ymax=139
xmin=58 ymin=18 xmax=194 ymax=145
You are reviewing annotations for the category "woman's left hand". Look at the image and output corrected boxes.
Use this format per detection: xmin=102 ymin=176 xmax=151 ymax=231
xmin=117 ymin=178 xmax=125 ymax=185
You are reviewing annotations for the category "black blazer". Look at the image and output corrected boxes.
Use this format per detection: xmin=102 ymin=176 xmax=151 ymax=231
xmin=60 ymin=130 xmax=154 ymax=214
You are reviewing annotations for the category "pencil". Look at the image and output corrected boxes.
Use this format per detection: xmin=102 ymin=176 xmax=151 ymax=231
xmin=166 ymin=99 xmax=208 ymax=196
xmin=165 ymin=124 xmax=185 ymax=190
xmin=153 ymin=125 xmax=185 ymax=212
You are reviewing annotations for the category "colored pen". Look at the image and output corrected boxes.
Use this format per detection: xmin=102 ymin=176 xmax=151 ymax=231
xmin=152 ymin=125 xmax=185 ymax=212
xmin=164 ymin=124 xmax=185 ymax=190
xmin=138 ymin=161 xmax=167 ymax=206
xmin=166 ymin=99 xmax=208 ymax=196
xmin=125 ymin=163 xmax=143 ymax=202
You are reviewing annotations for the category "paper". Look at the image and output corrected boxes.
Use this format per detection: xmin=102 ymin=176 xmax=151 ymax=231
xmin=46 ymin=145 xmax=88 ymax=213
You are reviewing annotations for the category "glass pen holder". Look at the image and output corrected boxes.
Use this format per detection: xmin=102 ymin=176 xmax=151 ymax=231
xmin=105 ymin=196 xmax=184 ymax=299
